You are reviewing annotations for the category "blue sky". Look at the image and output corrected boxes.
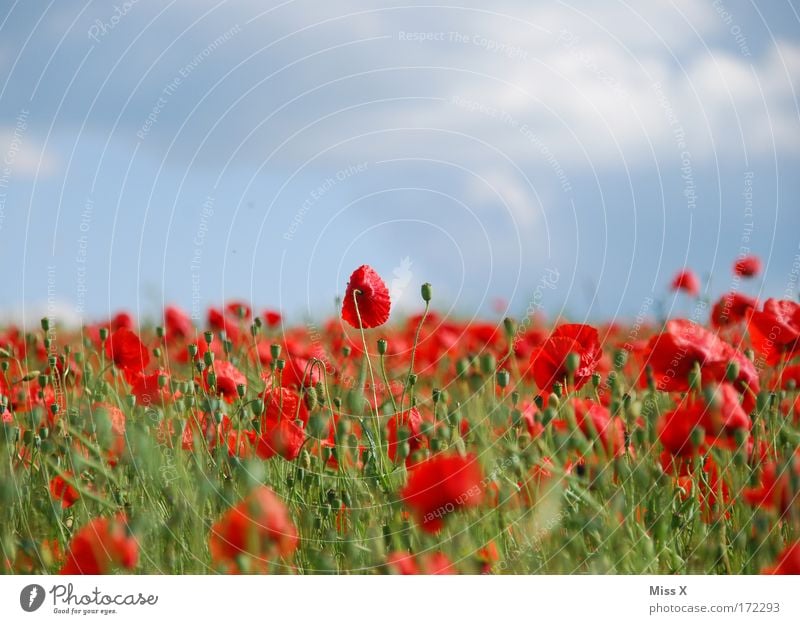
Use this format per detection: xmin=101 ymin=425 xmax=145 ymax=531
xmin=1 ymin=0 xmax=798 ymax=327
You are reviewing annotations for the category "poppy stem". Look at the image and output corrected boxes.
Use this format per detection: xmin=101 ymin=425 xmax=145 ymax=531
xmin=400 ymin=301 xmax=429 ymax=415
xmin=352 ymin=292 xmax=385 ymax=474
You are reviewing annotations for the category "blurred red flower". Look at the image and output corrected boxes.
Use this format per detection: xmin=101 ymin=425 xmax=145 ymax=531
xmin=209 ymin=486 xmax=298 ymax=571
xmin=762 ymin=542 xmax=800 ymax=574
xmin=734 ymin=254 xmax=762 ymax=277
xmin=401 ymin=453 xmax=484 ymax=532
xmin=105 ymin=328 xmax=149 ymax=374
xmin=341 ymin=265 xmax=391 ymax=329
xmin=49 ymin=473 xmax=80 ymax=509
xmin=670 ymin=269 xmax=701 ymax=296
xmin=59 ymin=514 xmax=138 ymax=574
xmin=748 ymin=299 xmax=800 ymax=365
xmin=711 ymin=292 xmax=757 ymax=328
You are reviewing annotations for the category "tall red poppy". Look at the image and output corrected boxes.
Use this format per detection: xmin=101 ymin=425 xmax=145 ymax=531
xmin=711 ymin=292 xmax=757 ymax=328
xmin=529 ymin=324 xmax=602 ymax=391
xmin=401 ymin=453 xmax=484 ymax=532
xmin=209 ymin=486 xmax=298 ymax=571
xmin=341 ymin=265 xmax=391 ymax=329
xmin=59 ymin=514 xmax=138 ymax=574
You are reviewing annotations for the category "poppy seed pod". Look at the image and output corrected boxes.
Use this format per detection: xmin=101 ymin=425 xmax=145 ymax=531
xmin=41 ymin=317 xmax=50 ymax=332
xmin=480 ymin=353 xmax=496 ymax=375
xmin=421 ymin=282 xmax=433 ymax=303
xmin=203 ymin=330 xmax=214 ymax=345
xmin=270 ymin=343 xmax=281 ymax=360
xmin=99 ymin=327 xmax=109 ymax=341
xmin=236 ymin=383 xmax=246 ymax=399
xmin=497 ymin=370 xmax=510 ymax=388
xmin=377 ymin=338 xmax=388 ymax=355
xmin=187 ymin=343 xmax=198 ymax=359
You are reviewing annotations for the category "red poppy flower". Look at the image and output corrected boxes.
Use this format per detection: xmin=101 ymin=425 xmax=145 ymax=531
xmin=263 ymin=310 xmax=282 ymax=328
xmin=711 ymin=292 xmax=758 ymax=328
xmin=128 ymin=370 xmax=172 ymax=407
xmin=658 ymin=383 xmax=750 ymax=457
xmin=59 ymin=514 xmax=138 ymax=574
xmin=401 ymin=453 xmax=484 ymax=533
xmin=225 ymin=300 xmax=252 ymax=320
xmin=385 ymin=551 xmax=456 ymax=574
xmin=529 ymin=324 xmax=602 ymax=391
xmin=762 ymin=542 xmax=800 ymax=574
xmin=387 ymin=407 xmax=426 ymax=463
xmin=105 ymin=327 xmax=149 ymax=374
xmin=670 ymin=269 xmax=701 ymax=296
xmin=164 ymin=305 xmax=194 ymax=339
xmin=555 ymin=398 xmax=625 ymax=457
xmin=255 ymin=418 xmax=306 ymax=460
xmin=209 ymin=486 xmax=298 ymax=571
xmin=734 ymin=254 xmax=762 ymax=277
xmin=747 ymin=298 xmax=800 ymax=365
xmin=261 ymin=386 xmax=309 ymax=427
xmin=204 ymin=360 xmax=246 ymax=403
xmin=341 ymin=265 xmax=391 ymax=329
xmin=49 ymin=473 xmax=80 ymax=508
xmin=640 ymin=319 xmax=759 ymax=410
xmin=744 ymin=451 xmax=799 ymax=516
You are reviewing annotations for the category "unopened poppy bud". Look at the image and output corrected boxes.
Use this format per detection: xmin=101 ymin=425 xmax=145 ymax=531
xmin=44 ymin=337 xmax=52 ymax=350
xmin=236 ymin=383 xmax=246 ymax=398
xmin=592 ymin=372 xmax=601 ymax=388
xmin=565 ymin=352 xmax=580 ymax=375
xmin=421 ymin=282 xmax=433 ymax=303
xmin=430 ymin=438 xmax=442 ymax=452
xmin=726 ymin=360 xmax=740 ymax=383
xmin=99 ymin=327 xmax=109 ymax=341
xmin=552 ymin=382 xmax=563 ymax=399
xmin=407 ymin=373 xmax=418 ymax=387
xmin=38 ymin=374 xmax=48 ymax=388
xmin=158 ymin=374 xmax=168 ymax=389
xmin=156 ymin=326 xmax=165 ymax=338
xmin=213 ymin=410 xmax=223 ymax=424
xmin=497 ymin=370 xmax=510 ymax=388
xmin=223 ymin=339 xmax=233 ymax=354
xmin=250 ymin=323 xmax=259 ymax=337
xmin=377 ymin=338 xmax=388 ymax=355
xmin=511 ymin=390 xmax=520 ymax=406
xmin=480 ymin=353 xmax=496 ymax=374
xmin=503 ymin=317 xmax=516 ymax=337
xmin=456 ymin=358 xmax=470 ymax=377
xmin=342 ymin=346 xmax=351 ymax=357
xmin=251 ymin=399 xmax=264 ymax=416
xmin=1 ymin=361 xmax=8 ymax=373
xmin=40 ymin=317 xmax=50 ymax=332
xmin=304 ymin=386 xmax=318 ymax=410
xmin=50 ymin=403 xmax=59 ymax=415
xmin=276 ymin=359 xmax=285 ymax=371
xmin=269 ymin=343 xmax=281 ymax=360
xmin=153 ymin=347 xmax=162 ymax=359
xmin=48 ymin=355 xmax=57 ymax=369
xmin=207 ymin=371 xmax=217 ymax=388
xmin=744 ymin=348 xmax=755 ymax=361
xmin=541 ymin=407 xmax=556 ymax=427
xmin=188 ymin=343 xmax=198 ymax=359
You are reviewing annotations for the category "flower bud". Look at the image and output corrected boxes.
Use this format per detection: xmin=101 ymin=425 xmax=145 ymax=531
xmin=156 ymin=326 xmax=165 ymax=338
xmin=236 ymin=383 xmax=246 ymax=399
xmin=725 ymin=360 xmax=740 ymax=383
xmin=158 ymin=374 xmax=168 ymax=389
xmin=304 ymin=386 xmax=318 ymax=411
xmin=421 ymin=282 xmax=433 ymax=303
xmin=552 ymin=382 xmax=563 ymax=399
xmin=251 ymin=399 xmax=264 ymax=416
xmin=207 ymin=371 xmax=217 ymax=388
xmin=270 ymin=343 xmax=281 ymax=360
xmin=496 ymin=370 xmax=510 ymax=389
xmin=503 ymin=317 xmax=516 ymax=337
xmin=40 ymin=317 xmax=50 ymax=332
xmin=480 ymin=353 xmax=496 ymax=375
xmin=690 ymin=426 xmax=705 ymax=448
xmin=99 ymin=327 xmax=108 ymax=341
xmin=276 ymin=359 xmax=285 ymax=371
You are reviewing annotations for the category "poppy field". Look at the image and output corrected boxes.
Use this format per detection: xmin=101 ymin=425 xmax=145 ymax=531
xmin=1 ymin=261 xmax=799 ymax=575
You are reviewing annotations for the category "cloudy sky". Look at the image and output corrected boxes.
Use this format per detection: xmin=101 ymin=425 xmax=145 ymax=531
xmin=1 ymin=0 xmax=798 ymax=326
